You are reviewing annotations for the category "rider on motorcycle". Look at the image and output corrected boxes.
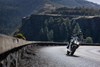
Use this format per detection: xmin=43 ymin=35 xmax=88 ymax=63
xmin=67 ymin=36 xmax=79 ymax=52
xmin=66 ymin=30 xmax=83 ymax=55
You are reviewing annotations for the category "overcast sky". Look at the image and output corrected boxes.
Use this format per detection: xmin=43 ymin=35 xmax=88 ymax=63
xmin=87 ymin=0 xmax=100 ymax=4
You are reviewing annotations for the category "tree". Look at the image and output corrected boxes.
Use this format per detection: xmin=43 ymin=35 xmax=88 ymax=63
xmin=44 ymin=20 xmax=48 ymax=26
xmin=43 ymin=26 xmax=49 ymax=40
xmin=85 ymin=37 xmax=93 ymax=43
xmin=48 ymin=17 xmax=54 ymax=23
xmin=39 ymin=28 xmax=45 ymax=40
xmin=47 ymin=30 xmax=54 ymax=41
xmin=63 ymin=18 xmax=71 ymax=41
xmin=14 ymin=33 xmax=26 ymax=40
xmin=73 ymin=23 xmax=81 ymax=36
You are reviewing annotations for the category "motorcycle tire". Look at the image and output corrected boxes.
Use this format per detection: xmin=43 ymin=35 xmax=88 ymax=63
xmin=71 ymin=50 xmax=75 ymax=56
xmin=67 ymin=51 xmax=70 ymax=55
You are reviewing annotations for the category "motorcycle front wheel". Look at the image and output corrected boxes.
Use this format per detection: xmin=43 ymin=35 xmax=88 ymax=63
xmin=70 ymin=50 xmax=76 ymax=56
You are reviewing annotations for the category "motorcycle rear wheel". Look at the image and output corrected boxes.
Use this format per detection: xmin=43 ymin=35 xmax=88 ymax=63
xmin=67 ymin=51 xmax=70 ymax=55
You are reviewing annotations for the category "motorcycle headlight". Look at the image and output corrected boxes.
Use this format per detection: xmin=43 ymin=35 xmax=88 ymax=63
xmin=74 ymin=41 xmax=80 ymax=45
xmin=76 ymin=42 xmax=80 ymax=45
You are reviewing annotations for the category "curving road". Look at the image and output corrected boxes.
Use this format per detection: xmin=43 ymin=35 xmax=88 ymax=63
xmin=37 ymin=46 xmax=100 ymax=67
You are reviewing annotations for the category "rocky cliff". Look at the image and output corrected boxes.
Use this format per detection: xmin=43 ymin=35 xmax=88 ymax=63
xmin=20 ymin=15 xmax=100 ymax=43
xmin=75 ymin=16 xmax=100 ymax=43
xmin=20 ymin=14 xmax=70 ymax=41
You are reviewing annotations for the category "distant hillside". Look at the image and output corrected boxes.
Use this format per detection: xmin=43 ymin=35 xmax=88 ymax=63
xmin=0 ymin=0 xmax=100 ymax=35
xmin=50 ymin=0 xmax=100 ymax=8
xmin=0 ymin=0 xmax=47 ymax=35
xmin=48 ymin=7 xmax=100 ymax=16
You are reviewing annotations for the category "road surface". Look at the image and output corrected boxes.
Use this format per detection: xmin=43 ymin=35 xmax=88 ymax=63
xmin=37 ymin=46 xmax=100 ymax=67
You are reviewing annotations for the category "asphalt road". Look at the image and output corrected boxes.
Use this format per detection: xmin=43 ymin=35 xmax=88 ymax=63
xmin=37 ymin=46 xmax=100 ymax=67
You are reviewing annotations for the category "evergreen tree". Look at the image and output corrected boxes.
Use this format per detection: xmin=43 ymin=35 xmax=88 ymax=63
xmin=47 ymin=30 xmax=54 ymax=41
xmin=44 ymin=26 xmax=49 ymax=40
xmin=63 ymin=18 xmax=71 ymax=41
xmin=73 ymin=23 xmax=81 ymax=36
xmin=85 ymin=37 xmax=93 ymax=43
xmin=39 ymin=28 xmax=45 ymax=40
xmin=44 ymin=20 xmax=48 ymax=26
xmin=48 ymin=17 xmax=54 ymax=23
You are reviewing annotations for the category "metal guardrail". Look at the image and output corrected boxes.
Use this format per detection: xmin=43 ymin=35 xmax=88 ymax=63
xmin=0 ymin=34 xmax=33 ymax=54
xmin=0 ymin=35 xmax=68 ymax=55
xmin=0 ymin=34 xmax=100 ymax=55
xmin=31 ymin=41 xmax=68 ymax=46
xmin=81 ymin=43 xmax=100 ymax=46
xmin=31 ymin=41 xmax=100 ymax=46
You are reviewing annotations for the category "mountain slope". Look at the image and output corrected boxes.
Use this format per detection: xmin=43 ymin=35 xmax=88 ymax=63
xmin=0 ymin=0 xmax=46 ymax=35
xmin=50 ymin=0 xmax=100 ymax=8
xmin=0 ymin=0 xmax=100 ymax=35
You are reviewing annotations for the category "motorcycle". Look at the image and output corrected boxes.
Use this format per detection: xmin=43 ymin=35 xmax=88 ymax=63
xmin=66 ymin=39 xmax=80 ymax=56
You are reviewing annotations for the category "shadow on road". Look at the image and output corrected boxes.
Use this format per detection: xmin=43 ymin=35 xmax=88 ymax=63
xmin=98 ymin=50 xmax=100 ymax=52
xmin=66 ymin=54 xmax=80 ymax=57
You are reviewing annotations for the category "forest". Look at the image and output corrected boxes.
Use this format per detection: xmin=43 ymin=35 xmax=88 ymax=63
xmin=18 ymin=16 xmax=88 ymax=42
